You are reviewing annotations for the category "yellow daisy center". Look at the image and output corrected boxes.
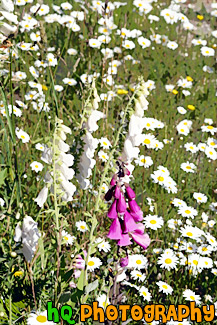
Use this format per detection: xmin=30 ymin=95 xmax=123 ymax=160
xmin=36 ymin=315 xmax=47 ymax=323
xmin=136 ymin=260 xmax=142 ymax=264
xmin=165 ymin=258 xmax=172 ymax=264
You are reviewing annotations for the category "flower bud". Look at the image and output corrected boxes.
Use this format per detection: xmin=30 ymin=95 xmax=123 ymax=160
xmin=120 ymin=256 xmax=129 ymax=267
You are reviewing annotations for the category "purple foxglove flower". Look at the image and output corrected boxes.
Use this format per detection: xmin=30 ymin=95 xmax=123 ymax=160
xmin=74 ymin=255 xmax=85 ymax=269
xmin=107 ymin=200 xmax=118 ymax=219
xmin=73 ymin=270 xmax=81 ymax=278
xmin=133 ymin=222 xmax=145 ymax=234
xmin=130 ymin=210 xmax=143 ymax=222
xmin=129 ymin=199 xmax=141 ymax=213
xmin=107 ymin=218 xmax=123 ymax=240
xmin=125 ymin=186 xmax=136 ymax=200
xmin=105 ymin=188 xmax=114 ymax=201
xmin=123 ymin=210 xmax=138 ymax=233
xmin=117 ymin=233 xmax=132 ymax=247
xmin=114 ymin=185 xmax=121 ymax=199
xmin=120 ymin=256 xmax=129 ymax=267
xmin=131 ymin=232 xmax=150 ymax=250
xmin=117 ymin=192 xmax=127 ymax=213
xmin=125 ymin=168 xmax=130 ymax=176
xmin=110 ymin=176 xmax=117 ymax=186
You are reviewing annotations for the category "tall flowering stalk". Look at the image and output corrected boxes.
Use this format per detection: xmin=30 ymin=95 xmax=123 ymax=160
xmin=80 ymin=80 xmax=142 ymax=305
xmin=35 ymin=117 xmax=76 ymax=305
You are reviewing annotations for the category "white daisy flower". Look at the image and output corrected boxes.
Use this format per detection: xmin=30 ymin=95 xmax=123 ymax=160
xmin=135 ymin=155 xmax=153 ymax=168
xmin=27 ymin=310 xmax=54 ymax=325
xmin=201 ymin=125 xmax=217 ymax=135
xmin=99 ymin=137 xmax=111 ymax=150
xmin=180 ymin=226 xmax=204 ymax=240
xmin=76 ymin=221 xmax=88 ymax=232
xmin=178 ymin=206 xmax=198 ymax=219
xmin=130 ymin=270 xmax=146 ymax=282
xmin=87 ymin=256 xmax=102 ymax=272
xmin=183 ymin=289 xmax=201 ymax=304
xmin=156 ymin=281 xmax=173 ymax=295
xmin=98 ymin=150 xmax=108 ymax=162
xmin=30 ymin=161 xmax=43 ymax=173
xmin=158 ymin=251 xmax=179 ymax=270
xmin=128 ymin=254 xmax=148 ymax=270
xmin=180 ymin=161 xmax=196 ymax=173
xmin=95 ymin=238 xmax=111 ymax=252
xmin=201 ymin=46 xmax=215 ymax=57
xmin=35 ymin=143 xmax=45 ymax=151
xmin=138 ymin=286 xmax=152 ymax=301
xmin=97 ymin=293 xmax=110 ymax=309
xmin=62 ymin=78 xmax=77 ymax=86
xmin=62 ymin=230 xmax=74 ymax=245
xmin=193 ymin=192 xmax=207 ymax=203
xmin=15 ymin=128 xmax=30 ymax=143
xmin=144 ymin=214 xmax=164 ymax=230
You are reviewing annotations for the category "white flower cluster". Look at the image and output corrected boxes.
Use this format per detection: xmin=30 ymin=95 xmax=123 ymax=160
xmin=35 ymin=119 xmax=76 ymax=207
xmin=77 ymin=81 xmax=105 ymax=189
xmin=151 ymin=165 xmax=178 ymax=194
xmin=14 ymin=216 xmax=41 ymax=262
xmin=0 ymin=0 xmax=18 ymax=42
xmin=121 ymin=80 xmax=150 ymax=168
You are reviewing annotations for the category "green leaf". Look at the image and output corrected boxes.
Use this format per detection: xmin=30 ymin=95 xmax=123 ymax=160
xmin=0 ymin=169 xmax=7 ymax=187
xmin=77 ymin=269 xmax=84 ymax=291
xmin=71 ymin=289 xmax=83 ymax=303
xmin=63 ymin=269 xmax=74 ymax=282
xmin=85 ymin=279 xmax=98 ymax=295
xmin=58 ymin=291 xmax=71 ymax=303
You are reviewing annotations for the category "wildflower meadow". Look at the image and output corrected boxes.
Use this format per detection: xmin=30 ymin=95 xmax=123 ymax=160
xmin=0 ymin=0 xmax=217 ymax=324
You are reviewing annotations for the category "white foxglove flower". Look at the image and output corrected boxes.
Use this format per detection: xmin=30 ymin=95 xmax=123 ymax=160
xmin=34 ymin=187 xmax=48 ymax=208
xmin=86 ymin=110 xmax=105 ymax=132
xmin=14 ymin=216 xmax=41 ymax=262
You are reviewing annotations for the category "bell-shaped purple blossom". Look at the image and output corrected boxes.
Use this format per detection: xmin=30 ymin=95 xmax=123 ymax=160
xmin=131 ymin=232 xmax=150 ymax=250
xmin=130 ymin=210 xmax=143 ymax=222
xmin=129 ymin=199 xmax=141 ymax=213
xmin=117 ymin=192 xmax=127 ymax=213
xmin=125 ymin=186 xmax=136 ymax=200
xmin=117 ymin=233 xmax=132 ymax=247
xmin=128 ymin=200 xmax=143 ymax=221
xmin=123 ymin=210 xmax=138 ymax=233
xmin=107 ymin=218 xmax=122 ymax=240
xmin=114 ymin=185 xmax=121 ymax=199
xmin=107 ymin=200 xmax=118 ymax=219
xmin=110 ymin=175 xmax=117 ymax=186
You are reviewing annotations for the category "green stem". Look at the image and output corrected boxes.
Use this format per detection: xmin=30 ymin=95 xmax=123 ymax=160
xmin=9 ymin=294 xmax=12 ymax=325
xmin=53 ymin=117 xmax=61 ymax=305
